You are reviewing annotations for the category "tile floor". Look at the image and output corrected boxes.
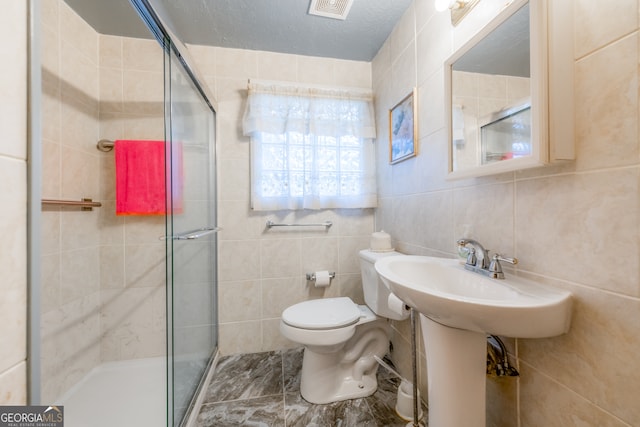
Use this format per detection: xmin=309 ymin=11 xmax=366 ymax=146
xmin=194 ymin=348 xmax=427 ymax=426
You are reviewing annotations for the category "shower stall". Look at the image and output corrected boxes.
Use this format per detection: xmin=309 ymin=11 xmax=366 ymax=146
xmin=29 ymin=0 xmax=218 ymax=425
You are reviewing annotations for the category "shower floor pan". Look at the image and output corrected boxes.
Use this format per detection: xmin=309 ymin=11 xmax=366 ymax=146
xmin=57 ymin=357 xmax=166 ymax=427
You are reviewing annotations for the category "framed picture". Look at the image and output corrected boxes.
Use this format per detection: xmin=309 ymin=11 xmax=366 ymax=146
xmin=389 ymin=88 xmax=418 ymax=164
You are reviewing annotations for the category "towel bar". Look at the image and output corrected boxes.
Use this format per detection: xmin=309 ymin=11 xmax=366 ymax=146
xmin=266 ymin=220 xmax=332 ymax=229
xmin=97 ymin=139 xmax=205 ymax=152
xmin=42 ymin=198 xmax=102 ymax=211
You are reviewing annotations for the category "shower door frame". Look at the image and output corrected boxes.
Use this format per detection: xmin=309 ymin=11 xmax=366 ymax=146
xmin=128 ymin=1 xmax=220 ymax=425
xmin=163 ymin=47 xmax=219 ymax=426
xmin=27 ymin=0 xmax=43 ymax=404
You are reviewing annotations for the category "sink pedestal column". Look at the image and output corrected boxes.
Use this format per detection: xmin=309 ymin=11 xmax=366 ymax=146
xmin=420 ymin=315 xmax=487 ymax=427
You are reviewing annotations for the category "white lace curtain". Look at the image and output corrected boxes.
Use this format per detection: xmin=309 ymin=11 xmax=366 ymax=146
xmin=242 ymin=81 xmax=377 ymax=211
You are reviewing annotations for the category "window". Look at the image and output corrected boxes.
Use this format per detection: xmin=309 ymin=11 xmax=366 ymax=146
xmin=242 ymin=82 xmax=377 ymax=211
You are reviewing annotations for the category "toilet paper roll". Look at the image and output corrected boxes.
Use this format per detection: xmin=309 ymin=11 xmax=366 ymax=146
xmin=314 ymin=270 xmax=331 ymax=288
xmin=370 ymin=230 xmax=393 ymax=252
xmin=387 ymin=293 xmax=410 ymax=318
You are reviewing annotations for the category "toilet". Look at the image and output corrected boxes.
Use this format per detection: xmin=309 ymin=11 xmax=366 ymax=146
xmin=280 ymin=249 xmax=407 ymax=404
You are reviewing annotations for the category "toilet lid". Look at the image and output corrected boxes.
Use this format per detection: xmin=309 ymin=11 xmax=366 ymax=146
xmin=282 ymin=297 xmax=361 ymax=330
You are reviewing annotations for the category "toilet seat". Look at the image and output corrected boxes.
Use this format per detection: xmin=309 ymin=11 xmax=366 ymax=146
xmin=282 ymin=297 xmax=361 ymax=330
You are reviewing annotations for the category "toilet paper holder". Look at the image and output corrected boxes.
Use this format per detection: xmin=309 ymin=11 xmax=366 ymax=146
xmin=306 ymin=272 xmax=336 ymax=282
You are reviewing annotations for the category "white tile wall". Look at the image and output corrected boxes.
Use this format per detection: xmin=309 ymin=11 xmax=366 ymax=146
xmin=96 ymin=32 xmax=165 ymax=365
xmin=0 ymin=0 xmax=28 ymax=405
xmin=187 ymin=44 xmax=376 ymax=355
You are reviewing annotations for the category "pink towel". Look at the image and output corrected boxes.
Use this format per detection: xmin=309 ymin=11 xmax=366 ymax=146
xmin=115 ymin=140 xmax=183 ymax=216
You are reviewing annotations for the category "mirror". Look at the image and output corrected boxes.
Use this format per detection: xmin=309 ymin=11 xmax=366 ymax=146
xmin=445 ymin=0 xmax=574 ymax=179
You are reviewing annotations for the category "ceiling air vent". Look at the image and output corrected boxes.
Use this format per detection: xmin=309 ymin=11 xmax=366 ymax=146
xmin=308 ymin=0 xmax=354 ymax=21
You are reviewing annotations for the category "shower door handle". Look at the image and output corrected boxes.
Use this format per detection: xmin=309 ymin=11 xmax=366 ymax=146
xmin=160 ymin=226 xmax=222 ymax=241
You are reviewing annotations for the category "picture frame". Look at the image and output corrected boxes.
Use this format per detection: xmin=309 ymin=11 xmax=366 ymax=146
xmin=389 ymin=88 xmax=418 ymax=164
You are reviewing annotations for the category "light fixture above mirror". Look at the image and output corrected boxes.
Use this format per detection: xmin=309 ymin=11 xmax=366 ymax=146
xmin=435 ymin=0 xmax=481 ymax=26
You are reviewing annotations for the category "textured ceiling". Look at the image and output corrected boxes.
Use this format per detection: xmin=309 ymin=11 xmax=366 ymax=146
xmin=63 ymin=0 xmax=413 ymax=61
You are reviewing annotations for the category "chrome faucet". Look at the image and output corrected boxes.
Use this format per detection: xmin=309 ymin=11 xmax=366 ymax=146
xmin=457 ymin=238 xmax=490 ymax=269
xmin=456 ymin=238 xmax=518 ymax=279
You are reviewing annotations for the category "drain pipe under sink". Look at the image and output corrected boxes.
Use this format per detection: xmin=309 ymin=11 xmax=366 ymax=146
xmin=408 ymin=308 xmax=424 ymax=427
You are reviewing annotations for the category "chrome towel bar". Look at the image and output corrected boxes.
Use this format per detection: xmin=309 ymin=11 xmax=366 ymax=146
xmin=42 ymin=198 xmax=102 ymax=211
xmin=266 ymin=220 xmax=332 ymax=229
xmin=98 ymin=139 xmax=205 ymax=152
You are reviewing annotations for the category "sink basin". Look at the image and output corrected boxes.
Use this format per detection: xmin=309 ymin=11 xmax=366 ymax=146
xmin=375 ymin=255 xmax=572 ymax=338
xmin=375 ymin=254 xmax=572 ymax=427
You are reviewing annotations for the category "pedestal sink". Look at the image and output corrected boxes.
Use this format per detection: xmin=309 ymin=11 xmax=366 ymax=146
xmin=375 ymin=255 xmax=572 ymax=427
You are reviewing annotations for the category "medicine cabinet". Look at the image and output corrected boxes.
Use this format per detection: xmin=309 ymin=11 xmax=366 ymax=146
xmin=445 ymin=0 xmax=574 ymax=179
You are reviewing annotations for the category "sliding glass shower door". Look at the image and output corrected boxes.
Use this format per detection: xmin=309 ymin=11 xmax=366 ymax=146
xmin=164 ymin=47 xmax=218 ymax=425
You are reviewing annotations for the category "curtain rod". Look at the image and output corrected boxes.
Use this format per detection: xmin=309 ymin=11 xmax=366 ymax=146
xmin=247 ymin=79 xmax=373 ymax=96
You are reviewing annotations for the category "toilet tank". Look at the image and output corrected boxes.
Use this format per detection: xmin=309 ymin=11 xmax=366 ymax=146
xmin=359 ymin=249 xmax=407 ymax=321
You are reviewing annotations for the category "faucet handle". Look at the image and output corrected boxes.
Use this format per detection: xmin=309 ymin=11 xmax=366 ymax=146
xmin=488 ymin=254 xmax=518 ymax=279
xmin=466 ymin=247 xmax=477 ymax=266
xmin=493 ymin=254 xmax=518 ymax=265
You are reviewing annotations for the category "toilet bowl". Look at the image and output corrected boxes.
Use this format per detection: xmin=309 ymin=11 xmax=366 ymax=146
xmin=280 ymin=249 xmax=406 ymax=404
